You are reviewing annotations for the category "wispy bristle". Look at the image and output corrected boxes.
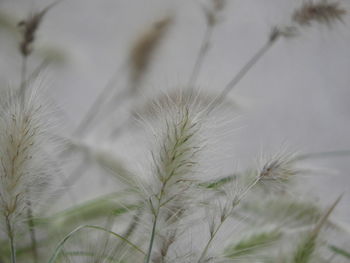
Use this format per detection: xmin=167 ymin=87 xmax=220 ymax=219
xmin=257 ymin=150 xmax=300 ymax=192
xmin=133 ymin=88 xmax=235 ymax=122
xmin=151 ymin=101 xmax=202 ymax=195
xmin=293 ymin=1 xmax=346 ymax=26
xmin=141 ymin=91 xmax=205 ymax=262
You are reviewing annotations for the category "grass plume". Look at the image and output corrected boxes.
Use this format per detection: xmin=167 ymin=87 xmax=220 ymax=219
xmin=142 ymin=92 xmax=204 ymax=263
xmin=0 ymin=85 xmax=56 ymax=262
xmin=293 ymin=0 xmax=346 ymax=26
xmin=129 ymin=16 xmax=172 ymax=93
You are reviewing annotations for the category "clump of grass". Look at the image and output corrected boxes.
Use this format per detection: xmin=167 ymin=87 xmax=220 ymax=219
xmin=0 ymin=0 xmax=349 ymax=263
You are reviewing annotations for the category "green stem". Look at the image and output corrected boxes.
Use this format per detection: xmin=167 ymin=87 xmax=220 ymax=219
xmin=197 ymin=220 xmax=224 ymax=262
xmin=144 ymin=213 xmax=159 ymax=263
xmin=5 ymin=216 xmax=16 ymax=263
xmin=27 ymin=201 xmax=38 ymax=263
xmin=197 ymin=177 xmax=260 ymax=262
xmin=144 ymin=187 xmax=167 ymax=263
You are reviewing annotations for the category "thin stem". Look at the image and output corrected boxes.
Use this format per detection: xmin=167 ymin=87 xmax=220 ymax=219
xmin=144 ymin=213 xmax=159 ymax=263
xmin=207 ymin=37 xmax=279 ymax=114
xmin=144 ymin=182 xmax=168 ymax=263
xmin=197 ymin=176 xmax=261 ymax=262
xmin=5 ymin=216 xmax=16 ymax=263
xmin=19 ymin=55 xmax=28 ymax=108
xmin=27 ymin=201 xmax=38 ymax=263
xmin=27 ymin=59 xmax=50 ymax=84
xmin=197 ymin=220 xmax=224 ymax=263
xmin=188 ymin=24 xmax=214 ymax=87
xmin=50 ymin=64 xmax=128 ymax=206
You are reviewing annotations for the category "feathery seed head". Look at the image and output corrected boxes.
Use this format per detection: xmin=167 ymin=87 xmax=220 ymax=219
xmin=0 ymin=85 xmax=57 ymax=227
xmin=151 ymin=109 xmax=201 ymax=198
xmin=257 ymin=150 xmax=299 ymax=191
xmin=134 ymin=88 xmax=236 ymax=121
xmin=139 ymin=91 xmax=209 ymax=262
xmin=293 ymin=1 xmax=346 ymax=26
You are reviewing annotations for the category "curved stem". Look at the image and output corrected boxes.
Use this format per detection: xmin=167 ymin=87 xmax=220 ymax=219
xmin=48 ymin=224 xmax=145 ymax=263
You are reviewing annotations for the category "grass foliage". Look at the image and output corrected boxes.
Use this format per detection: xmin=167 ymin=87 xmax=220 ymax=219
xmin=0 ymin=0 xmax=349 ymax=262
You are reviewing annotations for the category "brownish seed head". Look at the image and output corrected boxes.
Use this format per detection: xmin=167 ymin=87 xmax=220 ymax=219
xmin=129 ymin=16 xmax=173 ymax=91
xmin=18 ymin=0 xmax=61 ymax=56
xmin=212 ymin=0 xmax=226 ymax=12
xmin=293 ymin=1 xmax=346 ymax=26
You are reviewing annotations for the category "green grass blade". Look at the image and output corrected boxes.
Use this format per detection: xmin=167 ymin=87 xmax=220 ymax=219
xmin=292 ymin=196 xmax=342 ymax=263
xmin=224 ymin=230 xmax=281 ymax=258
xmin=35 ymin=192 xmax=137 ymax=227
xmin=48 ymin=225 xmax=145 ymax=263
xmin=329 ymin=245 xmax=350 ymax=259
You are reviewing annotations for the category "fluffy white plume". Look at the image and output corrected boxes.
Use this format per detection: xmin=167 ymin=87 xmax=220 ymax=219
xmin=0 ymin=86 xmax=57 ymax=227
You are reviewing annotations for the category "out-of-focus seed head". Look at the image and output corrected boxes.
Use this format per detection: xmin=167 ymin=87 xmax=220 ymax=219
xmin=129 ymin=16 xmax=173 ymax=92
xmin=0 ymin=83 xmax=58 ymax=226
xmin=18 ymin=0 xmax=61 ymax=56
xmin=293 ymin=1 xmax=346 ymax=26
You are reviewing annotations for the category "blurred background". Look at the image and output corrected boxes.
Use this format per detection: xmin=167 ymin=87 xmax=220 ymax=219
xmin=0 ymin=0 xmax=349 ymax=222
